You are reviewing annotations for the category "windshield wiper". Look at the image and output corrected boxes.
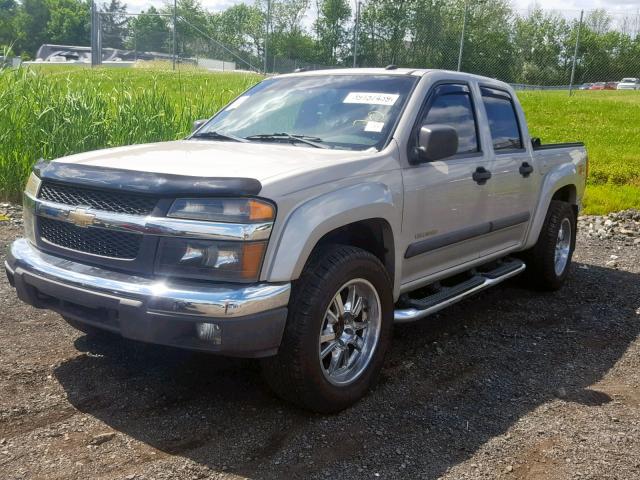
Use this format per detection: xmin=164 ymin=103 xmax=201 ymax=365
xmin=245 ymin=132 xmax=329 ymax=149
xmin=191 ymin=130 xmax=249 ymax=143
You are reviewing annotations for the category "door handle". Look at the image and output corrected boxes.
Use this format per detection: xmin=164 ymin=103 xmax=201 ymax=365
xmin=472 ymin=166 xmax=492 ymax=185
xmin=519 ymin=162 xmax=534 ymax=177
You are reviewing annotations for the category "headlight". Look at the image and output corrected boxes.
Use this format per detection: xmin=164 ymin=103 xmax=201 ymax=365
xmin=155 ymin=238 xmax=267 ymax=282
xmin=167 ymin=198 xmax=275 ymax=223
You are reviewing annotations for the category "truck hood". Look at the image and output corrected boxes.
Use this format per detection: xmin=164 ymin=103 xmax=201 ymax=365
xmin=54 ymin=140 xmax=371 ymax=185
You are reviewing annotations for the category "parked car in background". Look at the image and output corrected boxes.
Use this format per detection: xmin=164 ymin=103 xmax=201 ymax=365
xmin=617 ymin=78 xmax=640 ymax=90
xmin=589 ymin=82 xmax=617 ymax=90
xmin=579 ymin=83 xmax=593 ymax=90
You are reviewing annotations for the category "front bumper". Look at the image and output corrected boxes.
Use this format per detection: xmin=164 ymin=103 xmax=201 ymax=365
xmin=6 ymin=238 xmax=291 ymax=357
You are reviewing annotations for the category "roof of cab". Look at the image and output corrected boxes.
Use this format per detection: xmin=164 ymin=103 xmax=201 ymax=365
xmin=273 ymin=67 xmax=509 ymax=87
xmin=274 ymin=67 xmax=431 ymax=78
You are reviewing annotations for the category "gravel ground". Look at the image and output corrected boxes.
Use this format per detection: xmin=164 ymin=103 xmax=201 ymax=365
xmin=0 ymin=207 xmax=638 ymax=480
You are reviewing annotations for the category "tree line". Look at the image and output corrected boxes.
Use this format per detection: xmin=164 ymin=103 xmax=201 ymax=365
xmin=1 ymin=0 xmax=639 ymax=85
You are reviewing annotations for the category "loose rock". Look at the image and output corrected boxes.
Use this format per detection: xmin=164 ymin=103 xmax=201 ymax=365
xmin=89 ymin=432 xmax=116 ymax=446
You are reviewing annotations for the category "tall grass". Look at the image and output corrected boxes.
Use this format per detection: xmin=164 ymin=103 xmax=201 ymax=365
xmin=0 ymin=66 xmax=261 ymax=201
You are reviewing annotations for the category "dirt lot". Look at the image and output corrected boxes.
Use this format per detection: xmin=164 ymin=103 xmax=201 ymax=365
xmin=0 ymin=210 xmax=639 ymax=480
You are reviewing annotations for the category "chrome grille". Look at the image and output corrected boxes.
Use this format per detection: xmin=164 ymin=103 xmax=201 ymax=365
xmin=39 ymin=218 xmax=142 ymax=259
xmin=39 ymin=183 xmax=156 ymax=216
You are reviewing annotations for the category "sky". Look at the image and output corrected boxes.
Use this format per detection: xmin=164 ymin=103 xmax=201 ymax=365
xmin=124 ymin=0 xmax=640 ymax=16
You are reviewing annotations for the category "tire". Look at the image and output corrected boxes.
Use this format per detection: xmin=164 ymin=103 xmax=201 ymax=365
xmin=261 ymin=245 xmax=394 ymax=413
xmin=521 ymin=200 xmax=576 ymax=291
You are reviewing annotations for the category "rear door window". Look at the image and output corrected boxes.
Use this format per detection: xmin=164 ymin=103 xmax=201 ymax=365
xmin=481 ymin=88 xmax=523 ymax=151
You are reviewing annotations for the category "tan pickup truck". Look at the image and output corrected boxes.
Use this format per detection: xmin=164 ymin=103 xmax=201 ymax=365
xmin=6 ymin=68 xmax=588 ymax=412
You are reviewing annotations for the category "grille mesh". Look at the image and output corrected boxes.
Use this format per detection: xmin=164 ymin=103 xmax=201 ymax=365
xmin=40 ymin=218 xmax=142 ymax=259
xmin=39 ymin=183 xmax=156 ymax=216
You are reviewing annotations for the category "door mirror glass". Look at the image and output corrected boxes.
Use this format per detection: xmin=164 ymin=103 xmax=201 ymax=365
xmin=415 ymin=124 xmax=459 ymax=162
xmin=192 ymin=119 xmax=207 ymax=133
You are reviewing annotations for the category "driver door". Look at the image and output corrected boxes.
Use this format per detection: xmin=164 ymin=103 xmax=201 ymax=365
xmin=401 ymin=83 xmax=493 ymax=287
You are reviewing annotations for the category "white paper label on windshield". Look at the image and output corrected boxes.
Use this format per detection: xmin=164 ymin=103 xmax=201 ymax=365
xmin=226 ymin=95 xmax=250 ymax=110
xmin=343 ymin=92 xmax=399 ymax=106
xmin=364 ymin=121 xmax=385 ymax=132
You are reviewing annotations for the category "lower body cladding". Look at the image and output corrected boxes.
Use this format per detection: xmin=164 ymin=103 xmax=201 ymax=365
xmin=5 ymin=238 xmax=291 ymax=358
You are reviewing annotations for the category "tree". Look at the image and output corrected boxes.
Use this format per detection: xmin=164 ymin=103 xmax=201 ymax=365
xmin=407 ymin=0 xmax=458 ymax=70
xmin=358 ymin=0 xmax=412 ymax=66
xmin=455 ymin=0 xmax=517 ymax=81
xmin=127 ymin=6 xmax=170 ymax=53
xmin=0 ymin=0 xmax=18 ymax=48
xmin=100 ymin=0 xmax=128 ymax=49
xmin=161 ymin=0 xmax=209 ymax=57
xmin=13 ymin=0 xmax=50 ymax=57
xmin=269 ymin=0 xmax=314 ymax=61
xmin=210 ymin=4 xmax=258 ymax=54
xmin=575 ymin=11 xmax=630 ymax=83
xmin=514 ymin=7 xmax=572 ymax=85
xmin=46 ymin=0 xmax=91 ymax=47
xmin=315 ymin=0 xmax=350 ymax=64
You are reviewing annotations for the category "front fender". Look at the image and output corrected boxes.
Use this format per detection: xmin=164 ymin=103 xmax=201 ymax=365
xmin=264 ymin=182 xmax=401 ymax=288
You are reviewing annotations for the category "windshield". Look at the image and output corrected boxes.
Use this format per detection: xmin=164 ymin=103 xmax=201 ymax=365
xmin=194 ymin=74 xmax=418 ymax=151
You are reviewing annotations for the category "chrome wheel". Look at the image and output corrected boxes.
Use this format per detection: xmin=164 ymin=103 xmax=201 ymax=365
xmin=554 ymin=217 xmax=572 ymax=276
xmin=318 ymin=278 xmax=382 ymax=386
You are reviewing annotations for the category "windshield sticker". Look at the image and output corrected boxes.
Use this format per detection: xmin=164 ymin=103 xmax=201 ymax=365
xmin=343 ymin=92 xmax=399 ymax=106
xmin=226 ymin=95 xmax=250 ymax=111
xmin=364 ymin=121 xmax=385 ymax=132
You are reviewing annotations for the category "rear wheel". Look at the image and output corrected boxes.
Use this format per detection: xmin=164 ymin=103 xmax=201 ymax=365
xmin=521 ymin=200 xmax=576 ymax=291
xmin=262 ymin=245 xmax=393 ymax=413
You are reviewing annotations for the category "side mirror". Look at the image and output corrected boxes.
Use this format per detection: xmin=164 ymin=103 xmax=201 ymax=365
xmin=192 ymin=119 xmax=207 ymax=133
xmin=414 ymin=124 xmax=459 ymax=163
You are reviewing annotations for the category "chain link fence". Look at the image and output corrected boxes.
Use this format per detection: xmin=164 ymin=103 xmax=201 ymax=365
xmin=353 ymin=7 xmax=640 ymax=90
xmin=86 ymin=3 xmax=640 ymax=90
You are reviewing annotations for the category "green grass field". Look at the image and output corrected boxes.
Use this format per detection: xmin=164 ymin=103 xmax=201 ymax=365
xmin=1 ymin=66 xmax=638 ymax=214
xmin=519 ymin=90 xmax=640 ymax=214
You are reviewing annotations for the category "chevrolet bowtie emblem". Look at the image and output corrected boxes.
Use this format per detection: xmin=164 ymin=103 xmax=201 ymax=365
xmin=67 ymin=209 xmax=95 ymax=228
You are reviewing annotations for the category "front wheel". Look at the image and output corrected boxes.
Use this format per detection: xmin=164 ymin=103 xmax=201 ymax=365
xmin=261 ymin=245 xmax=393 ymax=413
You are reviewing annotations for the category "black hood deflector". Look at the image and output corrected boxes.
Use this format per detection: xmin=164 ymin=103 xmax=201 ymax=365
xmin=34 ymin=160 xmax=262 ymax=197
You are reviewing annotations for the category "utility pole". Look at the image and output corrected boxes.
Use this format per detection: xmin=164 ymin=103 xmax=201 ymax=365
xmin=457 ymin=0 xmax=469 ymax=72
xmin=353 ymin=1 xmax=361 ymax=68
xmin=264 ymin=0 xmax=271 ymax=74
xmin=569 ymin=10 xmax=584 ymax=97
xmin=172 ymin=0 xmax=177 ymax=70
xmin=96 ymin=12 xmax=102 ymax=65
xmin=91 ymin=1 xmax=97 ymax=67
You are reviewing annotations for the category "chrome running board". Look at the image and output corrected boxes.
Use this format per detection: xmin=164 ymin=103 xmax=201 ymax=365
xmin=394 ymin=258 xmax=525 ymax=323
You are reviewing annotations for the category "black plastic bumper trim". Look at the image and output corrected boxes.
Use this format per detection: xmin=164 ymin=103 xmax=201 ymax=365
xmin=405 ymin=222 xmax=491 ymax=258
xmin=405 ymin=211 xmax=530 ymax=259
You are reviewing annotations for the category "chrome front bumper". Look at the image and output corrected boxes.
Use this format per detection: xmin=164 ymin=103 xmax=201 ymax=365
xmin=6 ymin=238 xmax=291 ymax=357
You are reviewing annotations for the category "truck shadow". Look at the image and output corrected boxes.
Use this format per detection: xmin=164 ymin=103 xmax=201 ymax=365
xmin=53 ymin=262 xmax=640 ymax=479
